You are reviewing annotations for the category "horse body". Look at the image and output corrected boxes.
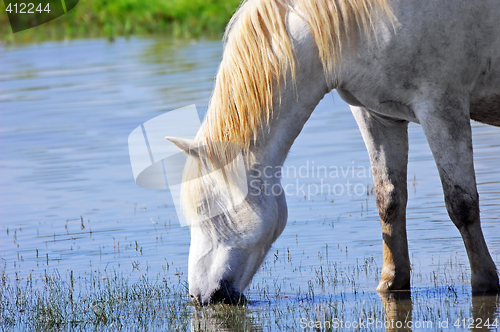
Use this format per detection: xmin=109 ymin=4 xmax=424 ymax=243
xmin=335 ymin=0 xmax=500 ymax=126
xmin=168 ymin=0 xmax=500 ymax=305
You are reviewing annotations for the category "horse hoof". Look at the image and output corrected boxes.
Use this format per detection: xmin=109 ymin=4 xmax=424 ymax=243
xmin=471 ymin=271 xmax=500 ymax=295
xmin=376 ymin=277 xmax=411 ymax=292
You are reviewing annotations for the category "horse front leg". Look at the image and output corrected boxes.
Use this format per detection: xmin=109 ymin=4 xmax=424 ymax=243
xmin=351 ymin=106 xmax=411 ymax=291
xmin=416 ymin=94 xmax=499 ymax=294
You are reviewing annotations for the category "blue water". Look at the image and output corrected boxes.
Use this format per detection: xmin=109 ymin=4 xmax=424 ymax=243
xmin=1 ymin=37 xmax=499 ymax=330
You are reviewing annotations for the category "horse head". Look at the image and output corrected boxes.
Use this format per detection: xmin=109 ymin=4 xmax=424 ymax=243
xmin=167 ymin=137 xmax=287 ymax=305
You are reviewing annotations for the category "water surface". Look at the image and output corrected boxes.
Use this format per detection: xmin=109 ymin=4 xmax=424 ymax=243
xmin=1 ymin=38 xmax=499 ymax=330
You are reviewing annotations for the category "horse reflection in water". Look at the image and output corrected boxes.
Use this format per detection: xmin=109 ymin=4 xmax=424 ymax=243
xmin=190 ymin=306 xmax=258 ymax=331
xmin=188 ymin=292 xmax=499 ymax=331
xmin=379 ymin=292 xmax=499 ymax=332
xmin=166 ymin=0 xmax=500 ymax=305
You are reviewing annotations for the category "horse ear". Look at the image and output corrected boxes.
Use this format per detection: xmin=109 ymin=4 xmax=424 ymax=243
xmin=165 ymin=137 xmax=202 ymax=159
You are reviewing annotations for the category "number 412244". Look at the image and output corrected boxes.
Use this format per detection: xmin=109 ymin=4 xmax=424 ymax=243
xmin=5 ymin=3 xmax=51 ymax=14
xmin=454 ymin=318 xmax=498 ymax=329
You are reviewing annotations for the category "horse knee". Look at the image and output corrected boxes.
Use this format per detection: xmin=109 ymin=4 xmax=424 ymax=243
xmin=375 ymin=183 xmax=407 ymax=223
xmin=444 ymin=185 xmax=480 ymax=230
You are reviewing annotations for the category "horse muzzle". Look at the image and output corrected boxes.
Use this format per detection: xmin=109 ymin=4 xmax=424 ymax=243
xmin=191 ymin=279 xmax=247 ymax=306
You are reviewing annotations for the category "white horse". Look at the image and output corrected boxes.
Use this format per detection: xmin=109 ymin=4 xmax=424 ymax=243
xmin=167 ymin=0 xmax=500 ymax=305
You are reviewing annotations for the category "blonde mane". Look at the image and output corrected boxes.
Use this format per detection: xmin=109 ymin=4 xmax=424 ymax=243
xmin=182 ymin=0 xmax=392 ymax=222
xmin=203 ymin=0 xmax=392 ymax=150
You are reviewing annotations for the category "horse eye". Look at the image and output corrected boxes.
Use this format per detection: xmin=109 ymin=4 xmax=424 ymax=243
xmin=249 ymin=169 xmax=260 ymax=178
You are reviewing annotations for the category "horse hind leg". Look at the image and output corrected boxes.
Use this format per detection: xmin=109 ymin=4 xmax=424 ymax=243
xmin=351 ymin=106 xmax=411 ymax=291
xmin=416 ymin=93 xmax=500 ymax=294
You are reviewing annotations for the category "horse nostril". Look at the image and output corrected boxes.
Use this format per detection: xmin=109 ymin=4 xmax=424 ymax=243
xmin=209 ymin=280 xmax=246 ymax=305
xmin=190 ymin=293 xmax=202 ymax=306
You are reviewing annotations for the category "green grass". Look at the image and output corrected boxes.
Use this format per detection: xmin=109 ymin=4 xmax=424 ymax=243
xmin=1 ymin=0 xmax=242 ymax=43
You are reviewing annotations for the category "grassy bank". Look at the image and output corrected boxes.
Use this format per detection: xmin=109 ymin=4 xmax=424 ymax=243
xmin=1 ymin=0 xmax=242 ymax=43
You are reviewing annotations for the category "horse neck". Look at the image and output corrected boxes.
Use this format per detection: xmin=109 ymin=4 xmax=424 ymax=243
xmin=200 ymin=12 xmax=332 ymax=172
xmin=250 ymin=10 xmax=340 ymax=169
xmin=249 ymin=70 xmax=330 ymax=170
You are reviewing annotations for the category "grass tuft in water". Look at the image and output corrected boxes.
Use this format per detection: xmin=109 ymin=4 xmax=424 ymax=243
xmin=1 ymin=269 xmax=192 ymax=331
xmin=1 ymin=249 xmax=499 ymax=331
